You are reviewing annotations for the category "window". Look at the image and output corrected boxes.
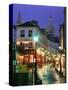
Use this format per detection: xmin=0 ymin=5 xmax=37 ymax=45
xmin=20 ymin=30 xmax=25 ymax=37
xmin=28 ymin=30 xmax=32 ymax=37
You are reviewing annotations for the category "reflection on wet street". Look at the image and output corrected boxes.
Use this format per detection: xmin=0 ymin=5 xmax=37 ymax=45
xmin=37 ymin=64 xmax=65 ymax=84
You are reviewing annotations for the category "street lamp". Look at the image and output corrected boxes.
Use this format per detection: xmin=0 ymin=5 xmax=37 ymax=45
xmin=59 ymin=46 xmax=63 ymax=76
xmin=33 ymin=36 xmax=38 ymax=49
xmin=33 ymin=36 xmax=38 ymax=63
xmin=32 ymin=36 xmax=38 ymax=84
xmin=33 ymin=36 xmax=38 ymax=43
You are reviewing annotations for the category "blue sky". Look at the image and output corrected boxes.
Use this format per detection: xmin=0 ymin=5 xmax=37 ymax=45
xmin=13 ymin=4 xmax=64 ymax=36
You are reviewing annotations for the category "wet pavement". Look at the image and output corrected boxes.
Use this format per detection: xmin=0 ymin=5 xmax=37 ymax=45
xmin=37 ymin=64 xmax=65 ymax=84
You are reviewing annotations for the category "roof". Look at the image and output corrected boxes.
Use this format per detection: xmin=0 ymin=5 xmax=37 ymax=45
xmin=15 ymin=20 xmax=40 ymax=28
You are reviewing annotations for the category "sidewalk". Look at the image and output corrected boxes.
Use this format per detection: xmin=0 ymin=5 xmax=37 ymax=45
xmin=37 ymin=64 xmax=65 ymax=84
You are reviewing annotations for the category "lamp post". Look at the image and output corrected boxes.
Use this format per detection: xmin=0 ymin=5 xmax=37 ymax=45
xmin=33 ymin=36 xmax=38 ymax=84
xmin=59 ymin=46 xmax=63 ymax=76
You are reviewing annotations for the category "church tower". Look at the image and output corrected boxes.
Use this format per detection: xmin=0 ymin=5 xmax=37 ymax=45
xmin=47 ymin=16 xmax=55 ymax=36
xmin=16 ymin=12 xmax=23 ymax=25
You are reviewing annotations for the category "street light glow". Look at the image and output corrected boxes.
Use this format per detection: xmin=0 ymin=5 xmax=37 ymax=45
xmin=33 ymin=36 xmax=38 ymax=42
xmin=59 ymin=46 xmax=63 ymax=50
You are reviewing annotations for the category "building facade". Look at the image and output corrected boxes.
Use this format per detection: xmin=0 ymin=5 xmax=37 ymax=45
xmin=15 ymin=21 xmax=40 ymax=49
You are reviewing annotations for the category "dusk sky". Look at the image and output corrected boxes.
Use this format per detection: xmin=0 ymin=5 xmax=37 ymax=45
xmin=13 ymin=4 xmax=64 ymax=36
